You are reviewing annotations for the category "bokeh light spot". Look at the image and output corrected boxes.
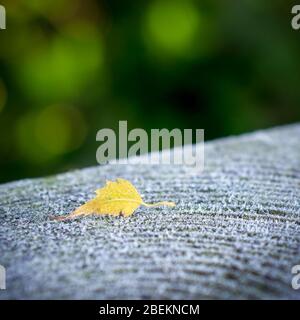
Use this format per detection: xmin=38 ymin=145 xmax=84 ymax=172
xmin=145 ymin=1 xmax=200 ymax=57
xmin=35 ymin=105 xmax=87 ymax=156
xmin=15 ymin=113 xmax=49 ymax=164
xmin=18 ymin=26 xmax=104 ymax=103
xmin=15 ymin=105 xmax=87 ymax=164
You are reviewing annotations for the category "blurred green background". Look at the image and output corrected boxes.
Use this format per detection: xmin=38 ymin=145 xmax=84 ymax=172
xmin=0 ymin=0 xmax=300 ymax=183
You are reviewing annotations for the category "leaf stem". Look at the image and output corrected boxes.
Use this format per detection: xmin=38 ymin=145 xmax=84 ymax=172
xmin=142 ymin=201 xmax=176 ymax=208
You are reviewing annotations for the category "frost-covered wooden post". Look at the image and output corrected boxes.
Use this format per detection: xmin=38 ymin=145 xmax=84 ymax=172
xmin=0 ymin=124 xmax=300 ymax=299
xmin=0 ymin=5 xmax=6 ymax=30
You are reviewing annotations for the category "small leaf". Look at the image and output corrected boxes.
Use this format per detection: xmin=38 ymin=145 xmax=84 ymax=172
xmin=51 ymin=178 xmax=175 ymax=221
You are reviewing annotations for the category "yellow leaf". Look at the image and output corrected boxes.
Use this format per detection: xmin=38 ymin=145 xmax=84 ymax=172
xmin=51 ymin=178 xmax=175 ymax=221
